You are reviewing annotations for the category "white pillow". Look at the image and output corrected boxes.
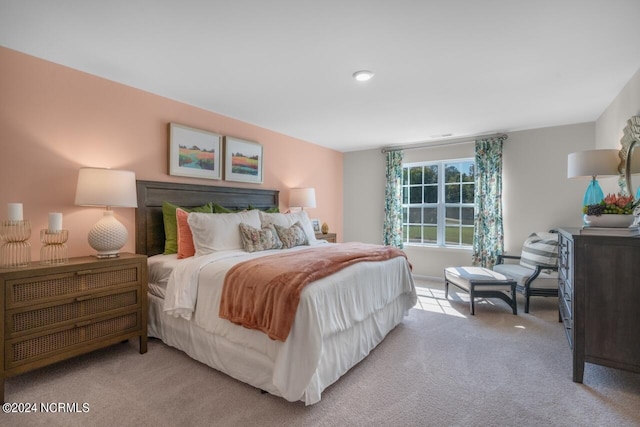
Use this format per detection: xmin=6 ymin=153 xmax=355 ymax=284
xmin=259 ymin=210 xmax=317 ymax=244
xmin=188 ymin=210 xmax=261 ymax=255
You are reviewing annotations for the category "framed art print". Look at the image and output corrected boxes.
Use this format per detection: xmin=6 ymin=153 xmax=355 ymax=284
xmin=169 ymin=123 xmax=222 ymax=180
xmin=224 ymin=136 xmax=263 ymax=184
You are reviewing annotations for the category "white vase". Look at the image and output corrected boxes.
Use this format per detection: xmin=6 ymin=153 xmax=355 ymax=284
xmin=583 ymin=214 xmax=635 ymax=228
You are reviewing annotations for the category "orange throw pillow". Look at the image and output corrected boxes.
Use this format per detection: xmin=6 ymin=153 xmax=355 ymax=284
xmin=176 ymin=208 xmax=195 ymax=259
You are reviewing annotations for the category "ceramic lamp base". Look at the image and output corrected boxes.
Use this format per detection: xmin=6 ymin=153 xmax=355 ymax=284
xmin=583 ymin=179 xmax=605 ymax=206
xmin=88 ymin=211 xmax=128 ymax=258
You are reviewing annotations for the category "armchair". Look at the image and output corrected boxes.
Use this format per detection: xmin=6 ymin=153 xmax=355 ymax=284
xmin=493 ymin=231 xmax=559 ymax=313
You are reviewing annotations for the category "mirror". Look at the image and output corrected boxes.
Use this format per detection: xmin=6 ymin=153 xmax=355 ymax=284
xmin=620 ymin=116 xmax=640 ymax=198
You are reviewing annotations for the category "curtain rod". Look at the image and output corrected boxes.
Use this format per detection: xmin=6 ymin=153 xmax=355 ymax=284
xmin=380 ymin=132 xmax=508 ymax=153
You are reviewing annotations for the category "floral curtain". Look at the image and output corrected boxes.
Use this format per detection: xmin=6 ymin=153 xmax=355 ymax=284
xmin=472 ymin=136 xmax=507 ymax=268
xmin=383 ymin=150 xmax=404 ymax=248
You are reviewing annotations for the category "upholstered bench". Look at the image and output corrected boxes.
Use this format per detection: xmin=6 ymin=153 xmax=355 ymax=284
xmin=443 ymin=266 xmax=517 ymax=315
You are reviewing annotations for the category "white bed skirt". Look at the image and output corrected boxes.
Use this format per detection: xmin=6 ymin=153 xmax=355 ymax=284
xmin=148 ymin=290 xmax=415 ymax=405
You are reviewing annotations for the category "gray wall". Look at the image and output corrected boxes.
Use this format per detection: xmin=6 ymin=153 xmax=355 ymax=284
xmin=344 ymin=123 xmax=594 ymax=278
xmin=342 ymin=148 xmax=386 ymax=244
xmin=596 ymin=67 xmax=640 ymax=149
xmin=595 ymin=67 xmax=640 ymax=197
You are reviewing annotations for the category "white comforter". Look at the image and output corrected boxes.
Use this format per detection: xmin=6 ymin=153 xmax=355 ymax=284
xmin=161 ymin=244 xmax=416 ymax=403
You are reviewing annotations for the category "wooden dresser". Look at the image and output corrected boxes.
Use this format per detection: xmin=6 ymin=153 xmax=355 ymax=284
xmin=557 ymin=228 xmax=640 ymax=382
xmin=0 ymin=253 xmax=148 ymax=402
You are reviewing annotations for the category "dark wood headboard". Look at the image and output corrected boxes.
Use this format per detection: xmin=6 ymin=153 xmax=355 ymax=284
xmin=135 ymin=180 xmax=279 ymax=256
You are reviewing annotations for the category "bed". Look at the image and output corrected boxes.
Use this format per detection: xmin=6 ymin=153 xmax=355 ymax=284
xmin=136 ymin=180 xmax=416 ymax=405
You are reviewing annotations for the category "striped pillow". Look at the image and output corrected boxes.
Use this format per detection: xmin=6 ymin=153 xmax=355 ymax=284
xmin=520 ymin=232 xmax=559 ymax=269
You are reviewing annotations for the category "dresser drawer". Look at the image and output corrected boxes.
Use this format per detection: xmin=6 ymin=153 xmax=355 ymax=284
xmin=5 ymin=264 xmax=142 ymax=309
xmin=6 ymin=287 xmax=141 ymax=338
xmin=558 ymin=236 xmax=572 ymax=284
xmin=5 ymin=311 xmax=140 ymax=370
xmin=558 ymin=260 xmax=571 ymax=288
xmin=558 ymin=278 xmax=572 ymax=316
xmin=559 ymin=297 xmax=573 ymax=349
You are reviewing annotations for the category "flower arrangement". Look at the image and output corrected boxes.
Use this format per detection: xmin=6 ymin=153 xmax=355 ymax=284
xmin=583 ymin=193 xmax=638 ymax=216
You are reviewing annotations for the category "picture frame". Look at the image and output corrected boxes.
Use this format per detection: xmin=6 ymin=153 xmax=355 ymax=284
xmin=169 ymin=123 xmax=222 ymax=180
xmin=311 ymin=219 xmax=321 ymax=233
xmin=224 ymin=136 xmax=263 ymax=184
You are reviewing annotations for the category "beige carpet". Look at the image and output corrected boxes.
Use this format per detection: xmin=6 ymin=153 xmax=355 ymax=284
xmin=3 ymin=280 xmax=640 ymax=427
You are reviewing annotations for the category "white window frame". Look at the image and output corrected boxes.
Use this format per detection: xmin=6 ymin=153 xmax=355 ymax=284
xmin=402 ymin=158 xmax=475 ymax=248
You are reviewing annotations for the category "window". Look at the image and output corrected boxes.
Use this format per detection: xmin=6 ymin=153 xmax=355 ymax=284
xmin=402 ymin=159 xmax=475 ymax=247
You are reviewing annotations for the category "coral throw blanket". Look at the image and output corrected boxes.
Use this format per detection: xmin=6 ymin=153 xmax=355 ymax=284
xmin=219 ymin=242 xmax=408 ymax=341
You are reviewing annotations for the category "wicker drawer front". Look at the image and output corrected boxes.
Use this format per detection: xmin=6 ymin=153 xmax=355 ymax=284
xmin=7 ymin=265 xmax=139 ymax=308
xmin=7 ymin=288 xmax=140 ymax=336
xmin=6 ymin=312 xmax=140 ymax=369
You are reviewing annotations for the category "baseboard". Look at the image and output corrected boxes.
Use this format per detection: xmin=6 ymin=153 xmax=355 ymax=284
xmin=412 ymin=274 xmax=445 ymax=283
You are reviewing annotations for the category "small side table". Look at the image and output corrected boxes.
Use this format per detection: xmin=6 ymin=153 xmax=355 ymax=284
xmin=0 ymin=253 xmax=148 ymax=403
xmin=315 ymin=232 xmax=336 ymax=243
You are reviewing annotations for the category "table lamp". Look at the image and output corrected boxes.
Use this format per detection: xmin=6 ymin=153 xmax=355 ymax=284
xmin=567 ymin=149 xmax=620 ymax=205
xmin=74 ymin=167 xmax=137 ymax=258
xmin=289 ymin=188 xmax=316 ymax=211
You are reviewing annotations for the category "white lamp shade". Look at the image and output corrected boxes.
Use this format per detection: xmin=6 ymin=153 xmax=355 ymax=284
xmin=75 ymin=168 xmax=138 ymax=208
xmin=567 ymin=149 xmax=620 ymax=178
xmin=289 ymin=188 xmax=316 ymax=208
xmin=75 ymin=167 xmax=137 ymax=258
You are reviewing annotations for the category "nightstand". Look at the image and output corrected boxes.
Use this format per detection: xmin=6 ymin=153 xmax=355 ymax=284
xmin=316 ymin=233 xmax=337 ymax=243
xmin=0 ymin=253 xmax=148 ymax=403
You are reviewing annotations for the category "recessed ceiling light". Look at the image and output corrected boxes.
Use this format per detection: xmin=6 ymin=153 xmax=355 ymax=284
xmin=352 ymin=70 xmax=374 ymax=82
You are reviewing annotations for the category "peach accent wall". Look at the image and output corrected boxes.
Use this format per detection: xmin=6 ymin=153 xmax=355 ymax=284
xmin=0 ymin=47 xmax=343 ymax=260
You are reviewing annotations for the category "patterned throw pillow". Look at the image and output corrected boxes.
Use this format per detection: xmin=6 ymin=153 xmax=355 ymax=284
xmin=274 ymin=222 xmax=308 ymax=249
xmin=239 ymin=223 xmax=283 ymax=253
xmin=259 ymin=211 xmax=316 ymax=244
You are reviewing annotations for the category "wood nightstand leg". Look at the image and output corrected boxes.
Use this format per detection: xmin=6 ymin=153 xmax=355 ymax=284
xmin=140 ymin=335 xmax=148 ymax=354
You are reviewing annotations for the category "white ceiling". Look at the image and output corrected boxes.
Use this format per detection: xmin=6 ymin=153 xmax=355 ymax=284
xmin=2 ymin=1 xmax=640 ymax=152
